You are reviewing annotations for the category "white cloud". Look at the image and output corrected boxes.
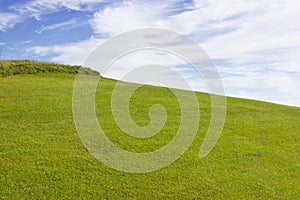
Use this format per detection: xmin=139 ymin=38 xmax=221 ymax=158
xmin=202 ymin=1 xmax=300 ymax=59
xmin=21 ymin=40 xmax=33 ymax=44
xmin=10 ymin=0 xmax=107 ymax=20
xmin=36 ymin=18 xmax=79 ymax=33
xmin=26 ymin=37 xmax=104 ymax=65
xmin=0 ymin=0 xmax=107 ymax=32
xmin=0 ymin=12 xmax=23 ymax=32
xmin=90 ymin=0 xmax=180 ymax=36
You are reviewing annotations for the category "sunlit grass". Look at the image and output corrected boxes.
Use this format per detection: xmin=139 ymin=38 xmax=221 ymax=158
xmin=0 ymin=68 xmax=299 ymax=199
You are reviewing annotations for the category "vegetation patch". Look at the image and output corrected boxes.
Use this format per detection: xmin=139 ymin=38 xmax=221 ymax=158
xmin=0 ymin=60 xmax=99 ymax=77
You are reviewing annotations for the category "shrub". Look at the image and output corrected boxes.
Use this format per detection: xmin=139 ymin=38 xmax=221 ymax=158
xmin=0 ymin=60 xmax=99 ymax=77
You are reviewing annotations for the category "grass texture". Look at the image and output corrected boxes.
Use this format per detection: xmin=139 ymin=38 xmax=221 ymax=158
xmin=0 ymin=62 xmax=299 ymax=199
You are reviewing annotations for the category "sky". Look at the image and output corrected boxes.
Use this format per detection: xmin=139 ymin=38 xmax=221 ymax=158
xmin=1 ymin=0 xmax=300 ymax=107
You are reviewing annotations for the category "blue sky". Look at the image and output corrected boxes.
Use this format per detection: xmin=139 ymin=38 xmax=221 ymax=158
xmin=1 ymin=0 xmax=300 ymax=107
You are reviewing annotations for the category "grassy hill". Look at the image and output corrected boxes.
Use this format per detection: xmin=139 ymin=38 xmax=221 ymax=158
xmin=0 ymin=61 xmax=299 ymax=199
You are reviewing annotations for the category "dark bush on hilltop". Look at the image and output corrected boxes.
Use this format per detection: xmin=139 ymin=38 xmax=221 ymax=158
xmin=0 ymin=60 xmax=99 ymax=77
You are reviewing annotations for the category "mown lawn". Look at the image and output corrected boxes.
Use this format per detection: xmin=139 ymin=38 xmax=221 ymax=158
xmin=0 ymin=73 xmax=299 ymax=199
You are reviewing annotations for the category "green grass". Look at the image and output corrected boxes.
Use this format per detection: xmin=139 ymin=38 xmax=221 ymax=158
xmin=0 ymin=63 xmax=300 ymax=199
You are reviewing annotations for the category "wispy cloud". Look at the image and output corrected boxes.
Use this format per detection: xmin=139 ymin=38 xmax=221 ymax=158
xmin=26 ymin=37 xmax=104 ymax=65
xmin=21 ymin=40 xmax=33 ymax=44
xmin=35 ymin=18 xmax=79 ymax=34
xmin=0 ymin=0 xmax=109 ymax=32
xmin=10 ymin=0 xmax=108 ymax=20
xmin=0 ymin=12 xmax=23 ymax=32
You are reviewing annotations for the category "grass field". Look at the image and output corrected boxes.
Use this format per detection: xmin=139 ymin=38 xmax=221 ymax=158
xmin=0 ymin=64 xmax=300 ymax=199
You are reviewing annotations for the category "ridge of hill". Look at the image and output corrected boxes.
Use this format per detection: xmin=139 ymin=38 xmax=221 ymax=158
xmin=0 ymin=60 xmax=99 ymax=77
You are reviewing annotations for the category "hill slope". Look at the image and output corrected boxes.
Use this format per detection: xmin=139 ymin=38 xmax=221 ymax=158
xmin=0 ymin=62 xmax=299 ymax=199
